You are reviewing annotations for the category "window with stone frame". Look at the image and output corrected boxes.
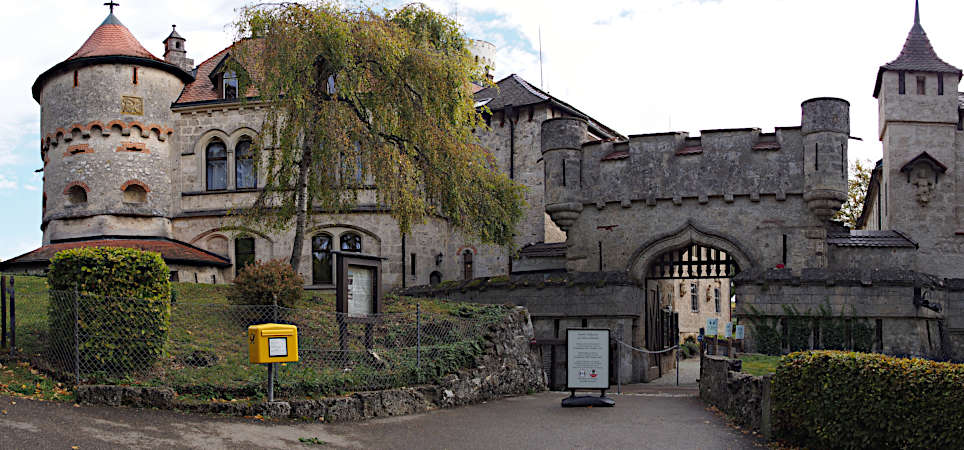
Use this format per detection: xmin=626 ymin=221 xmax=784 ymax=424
xmin=917 ymin=75 xmax=926 ymax=95
xmin=340 ymin=232 xmax=362 ymax=252
xmin=234 ymin=237 xmax=255 ymax=276
xmin=235 ymin=137 xmax=257 ymax=189
xmin=222 ymin=70 xmax=239 ymax=100
xmin=714 ymin=287 xmax=721 ymax=313
xmin=206 ymin=139 xmax=227 ymax=190
xmin=690 ymin=282 xmax=699 ymax=312
xmin=311 ymin=234 xmax=334 ymax=285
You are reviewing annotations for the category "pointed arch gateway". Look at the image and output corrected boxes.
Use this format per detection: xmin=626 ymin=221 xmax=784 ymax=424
xmin=627 ymin=222 xmax=755 ymax=284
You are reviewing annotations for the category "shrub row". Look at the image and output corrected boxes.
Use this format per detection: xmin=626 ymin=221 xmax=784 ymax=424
xmin=773 ymin=351 xmax=964 ymax=449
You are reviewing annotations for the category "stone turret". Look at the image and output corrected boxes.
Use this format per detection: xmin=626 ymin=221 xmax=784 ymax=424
xmin=801 ymin=97 xmax=849 ymax=221
xmin=32 ymin=13 xmax=194 ymax=243
xmin=163 ymin=25 xmax=194 ymax=73
xmin=541 ymin=117 xmax=587 ymax=231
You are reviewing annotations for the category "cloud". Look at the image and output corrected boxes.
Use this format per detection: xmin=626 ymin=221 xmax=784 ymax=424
xmin=23 ymin=184 xmax=38 ymax=191
xmin=0 ymin=174 xmax=17 ymax=190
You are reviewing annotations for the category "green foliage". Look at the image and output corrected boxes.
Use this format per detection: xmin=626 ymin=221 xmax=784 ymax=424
xmin=230 ymin=2 xmax=525 ymax=251
xmin=834 ymin=158 xmax=874 ymax=227
xmin=743 ymin=305 xmax=782 ymax=356
xmin=47 ymin=247 xmax=171 ymax=374
xmin=228 ymin=259 xmax=304 ymax=308
xmin=773 ymin=351 xmax=964 ymax=448
xmin=781 ymin=305 xmax=811 ymax=352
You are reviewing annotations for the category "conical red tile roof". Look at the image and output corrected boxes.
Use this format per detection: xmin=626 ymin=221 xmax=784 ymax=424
xmin=67 ymin=14 xmax=162 ymax=62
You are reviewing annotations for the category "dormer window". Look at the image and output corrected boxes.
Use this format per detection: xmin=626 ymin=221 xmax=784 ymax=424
xmin=223 ymin=70 xmax=238 ymax=100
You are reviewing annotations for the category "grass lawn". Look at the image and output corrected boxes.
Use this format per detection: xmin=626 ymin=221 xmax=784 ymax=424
xmin=738 ymin=354 xmax=781 ymax=376
xmin=1 ymin=274 xmax=503 ymax=402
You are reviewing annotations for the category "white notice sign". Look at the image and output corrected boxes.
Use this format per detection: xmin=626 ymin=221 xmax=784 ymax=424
xmin=724 ymin=322 xmax=733 ymax=338
xmin=268 ymin=337 xmax=288 ymax=357
xmin=706 ymin=318 xmax=719 ymax=337
xmin=347 ymin=266 xmax=373 ymax=317
xmin=566 ymin=329 xmax=610 ymax=390
xmin=735 ymin=325 xmax=745 ymax=340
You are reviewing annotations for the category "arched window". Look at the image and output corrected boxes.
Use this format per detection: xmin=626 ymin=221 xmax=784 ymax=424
xmin=340 ymin=233 xmax=362 ymax=252
xmin=462 ymin=250 xmax=473 ymax=280
xmin=429 ymin=271 xmax=442 ymax=286
xmin=223 ymin=70 xmax=238 ymax=99
xmin=235 ymin=137 xmax=256 ymax=189
xmin=234 ymin=237 xmax=255 ymax=276
xmin=123 ymin=184 xmax=147 ymax=203
xmin=311 ymin=234 xmax=333 ymax=285
xmin=67 ymin=185 xmax=87 ymax=205
xmin=206 ymin=139 xmax=227 ymax=191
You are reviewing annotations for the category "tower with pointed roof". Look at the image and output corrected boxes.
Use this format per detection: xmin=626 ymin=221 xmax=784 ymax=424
xmin=163 ymin=25 xmax=194 ymax=73
xmin=873 ymin=1 xmax=963 ymax=276
xmin=33 ymin=10 xmax=194 ymax=246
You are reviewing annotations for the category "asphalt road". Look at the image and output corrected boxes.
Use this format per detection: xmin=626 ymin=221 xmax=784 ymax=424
xmin=0 ymin=390 xmax=762 ymax=449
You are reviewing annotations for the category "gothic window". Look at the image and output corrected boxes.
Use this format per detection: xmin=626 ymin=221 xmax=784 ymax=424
xmin=463 ymin=250 xmax=473 ymax=280
xmin=340 ymin=233 xmax=362 ymax=252
xmin=235 ymin=137 xmax=257 ymax=189
xmin=311 ymin=234 xmax=333 ymax=285
xmin=714 ymin=288 xmax=721 ymax=313
xmin=206 ymin=139 xmax=227 ymax=191
xmin=234 ymin=237 xmax=255 ymax=276
xmin=123 ymin=184 xmax=147 ymax=204
xmin=690 ymin=282 xmax=698 ymax=312
xmin=67 ymin=185 xmax=87 ymax=205
xmin=223 ymin=70 xmax=239 ymax=99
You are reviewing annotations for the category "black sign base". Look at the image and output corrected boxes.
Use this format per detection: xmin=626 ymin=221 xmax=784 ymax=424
xmin=561 ymin=390 xmax=615 ymax=408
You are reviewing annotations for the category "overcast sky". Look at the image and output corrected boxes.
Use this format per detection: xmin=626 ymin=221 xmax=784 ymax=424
xmin=0 ymin=0 xmax=959 ymax=260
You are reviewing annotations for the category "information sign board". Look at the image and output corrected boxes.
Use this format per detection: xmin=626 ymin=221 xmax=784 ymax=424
xmin=734 ymin=325 xmax=745 ymax=340
xmin=566 ymin=329 xmax=610 ymax=390
xmin=347 ymin=266 xmax=374 ymax=317
xmin=706 ymin=318 xmax=719 ymax=337
xmin=723 ymin=322 xmax=733 ymax=338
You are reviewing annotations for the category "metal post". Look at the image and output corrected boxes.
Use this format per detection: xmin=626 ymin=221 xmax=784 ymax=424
xmin=8 ymin=277 xmax=13 ymax=356
xmin=615 ymin=326 xmax=622 ymax=395
xmin=267 ymin=363 xmax=275 ymax=402
xmin=676 ymin=341 xmax=680 ymax=386
xmin=73 ymin=288 xmax=81 ymax=385
xmin=416 ymin=303 xmax=421 ymax=369
xmin=1 ymin=275 xmax=6 ymax=349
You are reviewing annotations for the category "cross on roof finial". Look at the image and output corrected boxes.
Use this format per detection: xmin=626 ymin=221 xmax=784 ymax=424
xmin=104 ymin=1 xmax=119 ymax=14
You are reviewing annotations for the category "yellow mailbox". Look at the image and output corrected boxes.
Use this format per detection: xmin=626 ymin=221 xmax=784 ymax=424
xmin=248 ymin=323 xmax=299 ymax=364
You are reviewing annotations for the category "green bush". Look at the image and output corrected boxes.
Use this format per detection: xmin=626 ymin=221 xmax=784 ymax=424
xmin=228 ymin=259 xmax=303 ymax=308
xmin=773 ymin=351 xmax=964 ymax=448
xmin=48 ymin=247 xmax=171 ymax=375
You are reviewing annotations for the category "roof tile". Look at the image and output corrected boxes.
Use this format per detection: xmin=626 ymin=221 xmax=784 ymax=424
xmin=67 ymin=14 xmax=162 ymax=62
xmin=0 ymin=238 xmax=231 ymax=268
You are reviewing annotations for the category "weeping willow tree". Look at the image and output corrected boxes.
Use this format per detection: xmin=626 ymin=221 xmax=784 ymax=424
xmin=229 ymin=2 xmax=525 ymax=272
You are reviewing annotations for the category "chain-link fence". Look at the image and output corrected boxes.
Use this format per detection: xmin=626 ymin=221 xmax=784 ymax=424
xmin=44 ymin=290 xmax=489 ymax=398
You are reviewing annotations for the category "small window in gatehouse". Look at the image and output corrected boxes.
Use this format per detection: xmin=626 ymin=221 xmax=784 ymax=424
xmin=690 ymin=282 xmax=699 ymax=312
xmin=917 ymin=76 xmax=926 ymax=95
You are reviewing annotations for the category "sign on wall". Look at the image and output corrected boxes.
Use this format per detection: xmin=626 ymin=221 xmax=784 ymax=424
xmin=566 ymin=329 xmax=610 ymax=390
xmin=735 ymin=325 xmax=745 ymax=340
xmin=706 ymin=318 xmax=719 ymax=337
xmin=724 ymin=322 xmax=733 ymax=338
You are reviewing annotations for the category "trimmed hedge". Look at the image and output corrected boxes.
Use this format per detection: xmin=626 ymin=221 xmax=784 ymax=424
xmin=48 ymin=247 xmax=171 ymax=375
xmin=773 ymin=351 xmax=964 ymax=449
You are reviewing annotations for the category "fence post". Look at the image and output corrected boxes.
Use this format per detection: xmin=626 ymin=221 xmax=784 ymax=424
xmin=1 ymin=275 xmax=6 ymax=349
xmin=272 ymin=297 xmax=279 ymax=323
xmin=73 ymin=288 xmax=81 ymax=385
xmin=416 ymin=302 xmax=421 ymax=369
xmin=8 ymin=277 xmax=13 ymax=357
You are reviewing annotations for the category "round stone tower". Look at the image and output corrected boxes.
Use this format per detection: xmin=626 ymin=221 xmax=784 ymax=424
xmin=33 ymin=12 xmax=193 ymax=244
xmin=468 ymin=39 xmax=496 ymax=80
xmin=541 ymin=117 xmax=587 ymax=231
xmin=801 ymin=97 xmax=849 ymax=221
